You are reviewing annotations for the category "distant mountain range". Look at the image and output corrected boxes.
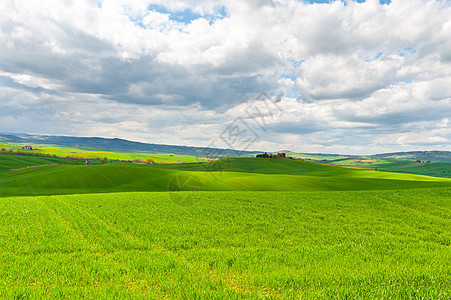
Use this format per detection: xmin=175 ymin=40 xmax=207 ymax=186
xmin=0 ymin=133 xmax=259 ymax=158
xmin=372 ymin=151 xmax=451 ymax=161
xmin=1 ymin=133 xmax=449 ymax=160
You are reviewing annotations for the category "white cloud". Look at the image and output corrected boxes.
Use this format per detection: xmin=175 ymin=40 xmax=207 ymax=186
xmin=0 ymin=0 xmax=450 ymax=154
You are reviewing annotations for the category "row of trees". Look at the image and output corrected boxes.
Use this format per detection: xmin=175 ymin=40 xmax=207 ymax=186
xmin=1 ymin=149 xmax=59 ymax=158
xmin=256 ymin=152 xmax=287 ymax=158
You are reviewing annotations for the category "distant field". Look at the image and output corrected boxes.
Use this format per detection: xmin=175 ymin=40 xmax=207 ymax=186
xmin=0 ymin=188 xmax=449 ymax=298
xmin=277 ymin=151 xmax=348 ymax=161
xmin=373 ymin=151 xmax=451 ymax=162
xmin=1 ymin=156 xmax=450 ymax=197
xmin=327 ymin=158 xmax=451 ymax=178
xmin=0 ymin=142 xmax=205 ymax=163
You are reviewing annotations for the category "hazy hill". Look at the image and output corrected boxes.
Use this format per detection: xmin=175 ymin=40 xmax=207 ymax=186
xmin=0 ymin=133 xmax=259 ymax=158
xmin=372 ymin=151 xmax=451 ymax=161
xmin=1 ymin=133 xmax=449 ymax=160
xmin=275 ymin=150 xmax=451 ymax=162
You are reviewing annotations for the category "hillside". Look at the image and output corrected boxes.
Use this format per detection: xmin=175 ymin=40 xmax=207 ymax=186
xmin=1 ymin=155 xmax=449 ymax=197
xmin=0 ymin=133 xmax=259 ymax=158
xmin=372 ymin=150 xmax=451 ymax=161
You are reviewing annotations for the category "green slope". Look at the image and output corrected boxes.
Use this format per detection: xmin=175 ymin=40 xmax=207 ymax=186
xmin=0 ymin=154 xmax=76 ymax=174
xmin=1 ymin=156 xmax=450 ymax=197
xmin=327 ymin=158 xmax=451 ymax=178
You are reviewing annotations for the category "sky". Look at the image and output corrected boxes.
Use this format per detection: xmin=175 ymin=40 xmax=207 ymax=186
xmin=0 ymin=0 xmax=450 ymax=155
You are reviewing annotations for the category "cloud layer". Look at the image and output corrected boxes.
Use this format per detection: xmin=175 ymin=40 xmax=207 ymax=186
xmin=0 ymin=0 xmax=450 ymax=154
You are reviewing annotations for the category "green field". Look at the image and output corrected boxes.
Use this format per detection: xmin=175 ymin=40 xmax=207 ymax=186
xmin=1 ymin=153 xmax=450 ymax=298
xmin=1 ymin=188 xmax=450 ymax=298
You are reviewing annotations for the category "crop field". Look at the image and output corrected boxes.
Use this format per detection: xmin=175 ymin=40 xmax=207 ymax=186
xmin=0 ymin=188 xmax=450 ymax=298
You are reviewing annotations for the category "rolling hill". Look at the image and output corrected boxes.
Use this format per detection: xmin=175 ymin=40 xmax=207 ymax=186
xmin=1 ymin=155 xmax=449 ymax=197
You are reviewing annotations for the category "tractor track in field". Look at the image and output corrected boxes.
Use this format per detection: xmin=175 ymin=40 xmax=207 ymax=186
xmin=9 ymin=164 xmax=59 ymax=172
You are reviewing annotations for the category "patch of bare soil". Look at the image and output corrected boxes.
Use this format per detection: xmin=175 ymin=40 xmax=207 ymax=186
xmin=9 ymin=164 xmax=58 ymax=171
xmin=397 ymin=163 xmax=422 ymax=168
xmin=350 ymin=159 xmax=378 ymax=162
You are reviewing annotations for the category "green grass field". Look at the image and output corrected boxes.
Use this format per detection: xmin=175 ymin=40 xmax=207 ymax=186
xmin=1 ymin=154 xmax=450 ymax=298
xmin=1 ymin=188 xmax=450 ymax=298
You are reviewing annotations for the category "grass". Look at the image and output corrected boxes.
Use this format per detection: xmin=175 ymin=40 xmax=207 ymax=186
xmin=0 ymin=188 xmax=449 ymax=298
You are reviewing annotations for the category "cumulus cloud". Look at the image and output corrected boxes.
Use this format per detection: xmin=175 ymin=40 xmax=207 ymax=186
xmin=0 ymin=0 xmax=450 ymax=154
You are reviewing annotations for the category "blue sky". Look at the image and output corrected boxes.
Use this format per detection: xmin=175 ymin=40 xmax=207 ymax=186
xmin=308 ymin=0 xmax=391 ymax=4
xmin=147 ymin=4 xmax=228 ymax=24
xmin=137 ymin=1 xmax=392 ymax=27
xmin=0 ymin=0 xmax=449 ymax=154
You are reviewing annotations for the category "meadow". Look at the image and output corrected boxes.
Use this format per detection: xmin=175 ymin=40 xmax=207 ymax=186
xmin=1 ymin=153 xmax=450 ymax=298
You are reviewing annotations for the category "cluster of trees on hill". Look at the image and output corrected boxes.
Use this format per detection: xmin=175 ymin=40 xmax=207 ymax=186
xmin=256 ymin=152 xmax=286 ymax=158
